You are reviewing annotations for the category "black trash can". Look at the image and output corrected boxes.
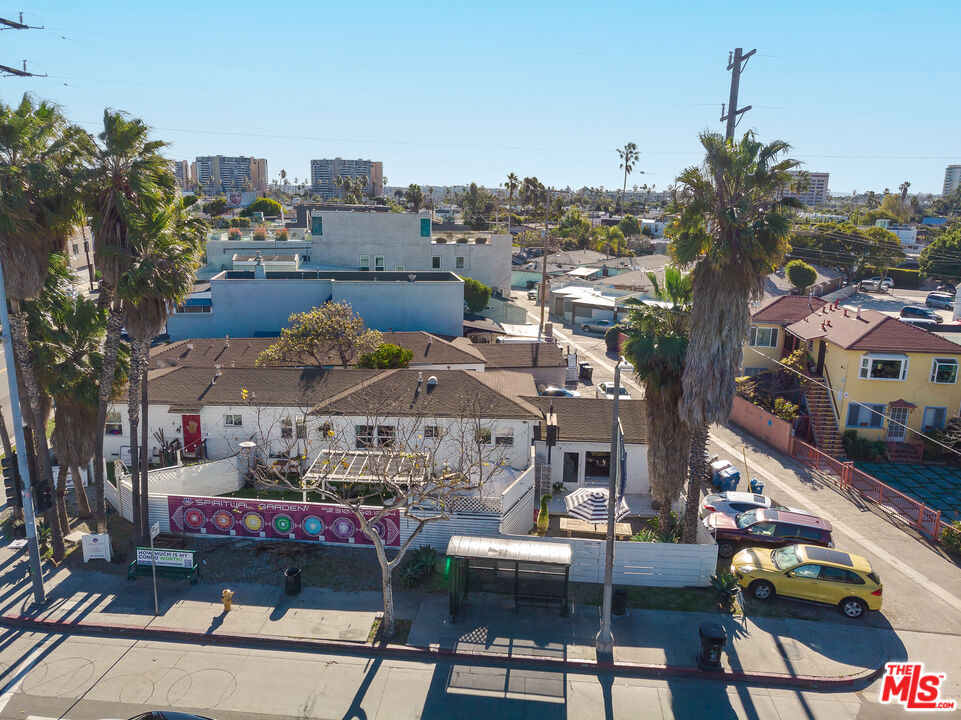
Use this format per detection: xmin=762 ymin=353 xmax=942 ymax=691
xmin=284 ymin=567 xmax=302 ymax=596
xmin=696 ymin=622 xmax=727 ymax=670
xmin=612 ymin=589 xmax=627 ymax=617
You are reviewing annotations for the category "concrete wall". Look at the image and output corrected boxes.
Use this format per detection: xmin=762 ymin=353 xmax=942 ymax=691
xmin=166 ymin=273 xmax=464 ymax=340
xmin=533 ymin=440 xmax=649 ymax=495
xmin=729 ymin=396 xmax=794 ymax=455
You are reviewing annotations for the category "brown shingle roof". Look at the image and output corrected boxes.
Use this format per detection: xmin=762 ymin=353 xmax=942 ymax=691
xmin=476 ymin=342 xmax=566 ymax=369
xmin=786 ymin=305 xmax=961 ymax=353
xmin=752 ymin=295 xmax=827 ymax=325
xmin=311 ymin=370 xmax=540 ymax=419
xmin=526 ymin=397 xmax=647 ymax=444
xmin=149 ymin=331 xmax=485 ymax=369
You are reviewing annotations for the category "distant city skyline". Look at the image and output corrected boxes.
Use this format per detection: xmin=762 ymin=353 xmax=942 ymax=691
xmin=1 ymin=1 xmax=959 ymax=193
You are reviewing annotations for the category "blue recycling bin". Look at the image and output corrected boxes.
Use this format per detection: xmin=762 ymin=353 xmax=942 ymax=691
xmin=749 ymin=478 xmax=765 ymax=494
xmin=717 ymin=467 xmax=740 ymax=491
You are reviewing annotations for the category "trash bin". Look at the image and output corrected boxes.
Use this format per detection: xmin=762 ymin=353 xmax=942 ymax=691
xmin=697 ymin=622 xmax=727 ymax=670
xmin=612 ymin=589 xmax=628 ymax=617
xmin=284 ymin=567 xmax=302 ymax=596
xmin=579 ymin=362 xmax=593 ymax=382
xmin=749 ymin=478 xmax=765 ymax=494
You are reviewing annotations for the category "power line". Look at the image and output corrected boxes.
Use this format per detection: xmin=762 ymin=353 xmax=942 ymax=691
xmin=0 ymin=11 xmax=45 ymax=78
xmin=720 ymin=47 xmax=756 ymax=140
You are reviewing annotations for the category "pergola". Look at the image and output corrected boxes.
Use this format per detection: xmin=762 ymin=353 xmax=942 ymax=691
xmin=303 ymin=449 xmax=429 ymax=486
xmin=446 ymin=535 xmax=572 ymax=618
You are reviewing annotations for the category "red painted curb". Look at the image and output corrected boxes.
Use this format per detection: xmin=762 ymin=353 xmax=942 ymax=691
xmin=0 ymin=613 xmax=885 ymax=689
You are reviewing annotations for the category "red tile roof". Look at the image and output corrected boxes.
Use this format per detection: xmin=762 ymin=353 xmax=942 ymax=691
xmin=751 ymin=295 xmax=827 ymax=325
xmin=786 ymin=304 xmax=961 ymax=354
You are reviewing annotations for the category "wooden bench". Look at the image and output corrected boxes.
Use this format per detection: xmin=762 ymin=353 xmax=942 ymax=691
xmin=560 ymin=517 xmax=633 ymax=539
xmin=128 ymin=560 xmax=199 ymax=584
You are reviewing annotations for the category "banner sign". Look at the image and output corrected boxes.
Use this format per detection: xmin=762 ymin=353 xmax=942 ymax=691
xmin=167 ymin=495 xmax=401 ymax=548
xmin=136 ymin=547 xmax=194 ymax=569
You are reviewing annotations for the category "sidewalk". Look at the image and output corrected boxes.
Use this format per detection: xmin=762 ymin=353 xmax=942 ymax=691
xmin=0 ymin=548 xmax=893 ymax=688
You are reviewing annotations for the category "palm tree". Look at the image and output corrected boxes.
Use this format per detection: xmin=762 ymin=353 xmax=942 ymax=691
xmin=621 ymin=267 xmax=692 ymax=530
xmin=593 ymin=226 xmax=627 ymax=258
xmin=670 ymin=131 xmax=799 ymax=542
xmin=617 ymin=142 xmax=639 ymax=214
xmin=0 ymin=95 xmax=88 ymax=561
xmin=504 ymin=172 xmax=520 ymax=235
xmin=121 ymin=196 xmax=204 ymax=541
xmin=86 ymin=109 xmax=175 ymax=532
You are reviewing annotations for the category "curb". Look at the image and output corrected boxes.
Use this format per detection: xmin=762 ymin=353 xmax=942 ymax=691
xmin=0 ymin=612 xmax=886 ymax=689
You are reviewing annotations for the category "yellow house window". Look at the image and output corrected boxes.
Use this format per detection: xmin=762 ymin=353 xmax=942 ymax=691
xmin=930 ymin=358 xmax=959 ymax=384
xmin=749 ymin=327 xmax=778 ymax=347
xmin=859 ymin=353 xmax=907 ymax=381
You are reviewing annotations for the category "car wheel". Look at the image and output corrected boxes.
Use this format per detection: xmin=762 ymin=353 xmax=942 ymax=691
xmin=926 ymin=301 xmax=933 ymax=307
xmin=749 ymin=580 xmax=775 ymax=601
xmin=717 ymin=541 xmax=737 ymax=558
xmin=840 ymin=597 xmax=867 ymax=619
xmin=582 ymin=325 xmax=591 ymax=332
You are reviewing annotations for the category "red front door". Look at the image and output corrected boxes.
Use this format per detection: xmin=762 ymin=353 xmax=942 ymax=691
xmin=182 ymin=414 xmax=202 ymax=454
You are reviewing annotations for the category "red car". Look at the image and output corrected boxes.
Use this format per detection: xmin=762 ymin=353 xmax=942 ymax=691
xmin=704 ymin=508 xmax=833 ymax=558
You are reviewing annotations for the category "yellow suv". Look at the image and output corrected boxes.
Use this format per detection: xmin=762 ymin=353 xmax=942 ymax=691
xmin=731 ymin=544 xmax=882 ymax=619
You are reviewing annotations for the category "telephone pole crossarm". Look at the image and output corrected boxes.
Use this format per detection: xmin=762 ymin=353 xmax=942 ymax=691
xmin=720 ymin=47 xmax=757 ymax=140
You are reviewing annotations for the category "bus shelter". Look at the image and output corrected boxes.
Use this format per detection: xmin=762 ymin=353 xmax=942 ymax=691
xmin=446 ymin=535 xmax=572 ymax=618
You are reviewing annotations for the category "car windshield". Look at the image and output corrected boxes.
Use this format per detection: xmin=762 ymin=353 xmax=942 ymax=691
xmin=735 ymin=510 xmax=758 ymax=529
xmin=772 ymin=545 xmax=801 ymax=570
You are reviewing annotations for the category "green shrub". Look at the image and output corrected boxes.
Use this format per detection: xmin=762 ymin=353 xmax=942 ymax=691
xmin=464 ymin=277 xmax=492 ymax=313
xmin=841 ymin=429 xmax=890 ymax=461
xmin=604 ymin=323 xmax=625 ymax=352
xmin=772 ymin=397 xmax=800 ymax=422
xmin=864 ymin=266 xmax=921 ymax=289
xmin=940 ymin=522 xmax=961 ymax=556
xmin=400 ymin=545 xmax=438 ymax=587
xmin=356 ymin=343 xmax=414 ymax=369
xmin=710 ymin=571 xmax=741 ymax=609
xmin=240 ymin=197 xmax=283 ymax=218
xmin=630 ymin=528 xmax=660 ymax=542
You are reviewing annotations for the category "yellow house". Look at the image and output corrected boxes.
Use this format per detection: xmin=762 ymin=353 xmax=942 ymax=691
xmin=785 ymin=303 xmax=961 ymax=453
xmin=742 ymin=296 xmax=827 ymax=375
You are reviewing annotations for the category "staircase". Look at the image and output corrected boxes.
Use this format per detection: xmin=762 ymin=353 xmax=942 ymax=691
xmin=885 ymin=442 xmax=924 ymax=464
xmin=803 ymin=376 xmax=846 ymax=457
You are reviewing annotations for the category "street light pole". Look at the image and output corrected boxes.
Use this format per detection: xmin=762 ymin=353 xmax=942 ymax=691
xmin=0 ymin=259 xmax=46 ymax=605
xmin=596 ymin=362 xmax=621 ymax=656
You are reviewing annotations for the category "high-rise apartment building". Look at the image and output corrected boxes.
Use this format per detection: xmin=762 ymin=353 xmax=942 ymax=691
xmin=310 ymin=158 xmax=383 ymax=200
xmin=784 ymin=171 xmax=829 ymax=207
xmin=944 ymin=165 xmax=961 ymax=195
xmin=172 ymin=160 xmax=191 ymax=190
xmin=196 ymin=156 xmax=268 ymax=195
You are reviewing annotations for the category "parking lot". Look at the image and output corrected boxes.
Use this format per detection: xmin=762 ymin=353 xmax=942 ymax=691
xmin=840 ymin=288 xmax=956 ymax=322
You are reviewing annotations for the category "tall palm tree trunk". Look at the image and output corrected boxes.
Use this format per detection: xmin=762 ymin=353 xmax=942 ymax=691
xmin=9 ymin=310 xmax=65 ymax=562
xmin=72 ymin=465 xmax=92 ymax=519
xmin=645 ymin=382 xmax=690 ymax=532
xmin=93 ymin=304 xmax=124 ymax=532
xmin=682 ymin=422 xmax=709 ymax=543
xmin=127 ymin=343 xmax=143 ymax=542
xmin=56 ymin=464 xmax=70 ymax=535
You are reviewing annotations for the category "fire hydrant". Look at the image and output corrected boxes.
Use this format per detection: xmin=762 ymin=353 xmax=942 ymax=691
xmin=221 ymin=588 xmax=234 ymax=612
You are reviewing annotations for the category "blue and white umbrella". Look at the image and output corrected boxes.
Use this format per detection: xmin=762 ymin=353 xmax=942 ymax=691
xmin=564 ymin=488 xmax=630 ymax=524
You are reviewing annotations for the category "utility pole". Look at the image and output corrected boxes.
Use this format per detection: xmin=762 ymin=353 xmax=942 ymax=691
xmin=596 ymin=361 xmax=622 ymax=657
xmin=720 ymin=47 xmax=756 ymax=141
xmin=0 ymin=260 xmax=46 ymax=606
xmin=0 ymin=12 xmax=47 ymax=79
xmin=538 ymin=187 xmax=552 ymax=341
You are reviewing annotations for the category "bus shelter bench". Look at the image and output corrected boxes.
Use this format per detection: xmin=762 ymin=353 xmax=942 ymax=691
xmin=127 ymin=560 xmax=199 ymax=585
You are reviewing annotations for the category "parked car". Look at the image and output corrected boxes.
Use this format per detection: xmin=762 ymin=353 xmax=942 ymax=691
xmin=539 ymin=386 xmax=582 ymax=398
xmin=527 ymin=288 xmax=539 ymax=300
xmin=900 ymin=305 xmax=943 ymax=323
xmin=581 ymin=318 xmax=615 ymax=334
xmin=699 ymin=491 xmax=811 ymax=519
xmin=731 ymin=544 xmax=882 ymax=619
xmin=926 ymin=292 xmax=955 ymax=310
xmin=898 ymin=317 xmax=939 ymax=329
xmin=595 ymin=381 xmax=631 ymax=399
xmin=858 ymin=278 xmax=887 ymax=293
xmin=870 ymin=276 xmax=894 ymax=289
xmin=704 ymin=508 xmax=833 ymax=558
xmin=936 ymin=282 xmax=956 ymax=293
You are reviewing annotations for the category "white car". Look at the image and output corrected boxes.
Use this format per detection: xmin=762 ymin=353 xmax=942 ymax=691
xmin=699 ymin=490 xmax=810 ymax=519
xmin=595 ymin=381 xmax=631 ymax=400
xmin=870 ymin=276 xmax=894 ymax=289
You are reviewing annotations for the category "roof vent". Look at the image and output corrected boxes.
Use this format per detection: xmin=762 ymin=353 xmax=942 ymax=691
xmin=857 ymin=306 xmax=862 ymax=319
xmin=225 ymin=334 xmax=230 ymax=347
xmin=426 ymin=375 xmax=438 ymax=387
xmin=186 ymin=343 xmax=194 ymax=350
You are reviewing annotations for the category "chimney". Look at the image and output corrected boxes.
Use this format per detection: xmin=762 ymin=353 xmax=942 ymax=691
xmin=225 ymin=334 xmax=230 ymax=347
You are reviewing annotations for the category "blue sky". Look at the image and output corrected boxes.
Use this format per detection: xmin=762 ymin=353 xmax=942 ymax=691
xmin=1 ymin=1 xmax=959 ymax=194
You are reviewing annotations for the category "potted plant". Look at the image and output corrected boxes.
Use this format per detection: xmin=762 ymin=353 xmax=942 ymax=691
xmin=253 ymin=226 xmax=268 ymax=242
xmin=536 ymin=494 xmax=551 ymax=536
xmin=276 ymin=227 xmax=289 ymax=241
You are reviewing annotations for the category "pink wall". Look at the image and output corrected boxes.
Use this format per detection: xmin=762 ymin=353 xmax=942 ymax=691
xmin=730 ymin=396 xmax=793 ymax=454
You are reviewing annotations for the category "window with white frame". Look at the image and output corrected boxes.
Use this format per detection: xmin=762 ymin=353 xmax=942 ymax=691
xmin=475 ymin=428 xmax=493 ymax=445
xmin=359 ymin=254 xmax=370 ymax=271
xmin=859 ymin=353 xmax=908 ymax=381
xmin=749 ymin=326 xmax=778 ymax=348
xmin=930 ymin=358 xmax=959 ymax=384
xmin=355 ymin=425 xmax=394 ymax=448
xmin=495 ymin=428 xmax=514 ymax=446
xmin=296 ymin=420 xmax=307 ymax=439
xmin=846 ymin=402 xmax=885 ymax=428
xmin=355 ymin=424 xmax=374 ymax=448
xmin=455 ymin=256 xmax=465 ymax=269
xmin=394 ymin=265 xmax=405 ymax=271
xmin=922 ymin=407 xmax=947 ymax=431
xmin=224 ymin=414 xmax=243 ymax=427
xmin=374 ymin=255 xmax=385 ymax=271
xmin=105 ymin=411 xmax=122 ymax=435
